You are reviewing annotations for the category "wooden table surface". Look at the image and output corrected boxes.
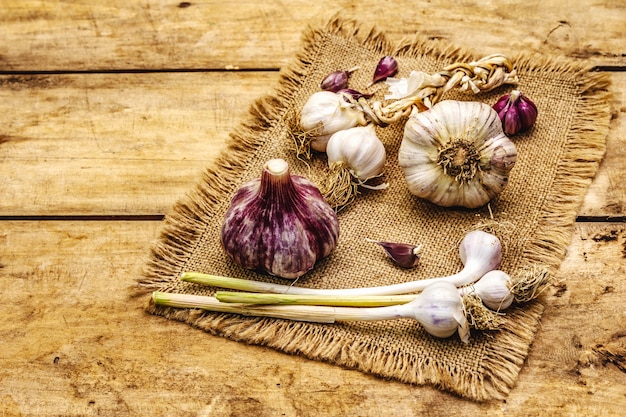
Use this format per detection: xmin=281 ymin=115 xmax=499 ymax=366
xmin=1 ymin=1 xmax=624 ymax=416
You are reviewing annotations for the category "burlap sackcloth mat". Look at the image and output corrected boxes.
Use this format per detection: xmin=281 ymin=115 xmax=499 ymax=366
xmin=136 ymin=17 xmax=612 ymax=400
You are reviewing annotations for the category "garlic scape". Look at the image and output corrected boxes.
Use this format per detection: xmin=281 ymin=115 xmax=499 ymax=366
xmin=221 ymin=159 xmax=339 ymax=279
xmin=321 ymin=124 xmax=388 ymax=210
xmin=153 ymin=280 xmax=469 ymax=343
xmin=398 ymin=100 xmax=517 ymax=208
xmin=189 ymin=230 xmax=501 ymax=296
xmin=299 ymin=91 xmax=367 ymax=153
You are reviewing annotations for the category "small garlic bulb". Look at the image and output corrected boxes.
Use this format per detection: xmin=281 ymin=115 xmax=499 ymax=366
xmin=221 ymin=159 xmax=340 ymax=279
xmin=460 ymin=270 xmax=514 ymax=311
xmin=300 ymin=91 xmax=367 ymax=152
xmin=326 ymin=124 xmax=386 ymax=183
xmin=398 ymin=100 xmax=517 ymax=208
xmin=408 ymin=281 xmax=469 ymax=342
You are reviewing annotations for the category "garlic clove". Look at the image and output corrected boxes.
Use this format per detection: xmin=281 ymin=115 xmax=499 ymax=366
xmin=320 ymin=70 xmax=350 ymax=92
xmin=366 ymin=238 xmax=422 ymax=268
xmin=369 ymin=56 xmax=398 ymax=87
xmin=337 ymin=88 xmax=373 ymax=102
xmin=221 ymin=159 xmax=340 ymax=279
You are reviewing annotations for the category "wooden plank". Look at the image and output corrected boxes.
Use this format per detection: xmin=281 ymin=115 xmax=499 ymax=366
xmin=0 ymin=71 xmax=278 ymax=216
xmin=1 ymin=71 xmax=622 ymax=217
xmin=580 ymin=72 xmax=626 ymax=217
xmin=0 ymin=220 xmax=624 ymax=415
xmin=0 ymin=0 xmax=623 ymax=72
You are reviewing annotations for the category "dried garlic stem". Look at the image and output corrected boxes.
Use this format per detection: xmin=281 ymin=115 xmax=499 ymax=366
xmin=360 ymin=54 xmax=518 ymax=126
xmin=509 ymin=266 xmax=554 ymax=302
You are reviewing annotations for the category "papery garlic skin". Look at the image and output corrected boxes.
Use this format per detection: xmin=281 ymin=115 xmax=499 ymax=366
xmin=493 ymin=90 xmax=538 ymax=135
xmin=458 ymin=230 xmax=502 ymax=279
xmin=408 ymin=281 xmax=469 ymax=342
xmin=398 ymin=100 xmax=517 ymax=208
xmin=385 ymin=70 xmax=446 ymax=100
xmin=300 ymin=91 xmax=367 ymax=152
xmin=326 ymin=124 xmax=386 ymax=182
xmin=461 ymin=270 xmax=514 ymax=310
xmin=221 ymin=159 xmax=339 ymax=279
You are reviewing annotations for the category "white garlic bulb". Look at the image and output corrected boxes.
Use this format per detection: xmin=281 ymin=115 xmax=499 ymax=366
xmin=398 ymin=100 xmax=517 ymax=208
xmin=300 ymin=91 xmax=367 ymax=152
xmin=326 ymin=124 xmax=386 ymax=183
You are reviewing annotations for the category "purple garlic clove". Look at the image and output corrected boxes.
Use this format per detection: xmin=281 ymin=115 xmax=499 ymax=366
xmin=493 ymin=90 xmax=538 ymax=135
xmin=320 ymin=67 xmax=359 ymax=92
xmin=369 ymin=56 xmax=398 ymax=87
xmin=366 ymin=238 xmax=422 ymax=268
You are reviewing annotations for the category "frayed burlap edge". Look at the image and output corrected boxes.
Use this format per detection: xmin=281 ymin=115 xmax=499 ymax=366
xmin=134 ymin=16 xmax=612 ymax=401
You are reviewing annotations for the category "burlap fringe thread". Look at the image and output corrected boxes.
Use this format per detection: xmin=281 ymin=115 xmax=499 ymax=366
xmin=135 ymin=16 xmax=612 ymax=401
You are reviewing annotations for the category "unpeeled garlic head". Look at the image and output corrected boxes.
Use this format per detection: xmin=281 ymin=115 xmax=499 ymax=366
xmin=300 ymin=91 xmax=367 ymax=152
xmin=326 ymin=124 xmax=386 ymax=182
xmin=398 ymin=100 xmax=517 ymax=208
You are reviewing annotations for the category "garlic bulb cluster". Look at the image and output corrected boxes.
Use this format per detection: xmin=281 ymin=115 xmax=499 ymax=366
xmin=398 ymin=100 xmax=517 ymax=208
xmin=300 ymin=91 xmax=367 ymax=152
xmin=493 ymin=90 xmax=538 ymax=135
xmin=221 ymin=159 xmax=340 ymax=279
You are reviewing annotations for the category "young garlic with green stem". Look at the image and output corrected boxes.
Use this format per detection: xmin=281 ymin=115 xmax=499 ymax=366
xmin=214 ymin=268 xmax=552 ymax=314
xmin=398 ymin=100 xmax=518 ymax=208
xmin=152 ymin=280 xmax=470 ymax=343
xmin=220 ymin=158 xmax=339 ymax=279
xmin=321 ymin=124 xmax=388 ymax=210
xmin=184 ymin=230 xmax=502 ymax=296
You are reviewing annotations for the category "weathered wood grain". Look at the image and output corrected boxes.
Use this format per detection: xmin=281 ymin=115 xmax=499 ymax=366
xmin=0 ymin=221 xmax=624 ymax=416
xmin=0 ymin=72 xmax=622 ymax=217
xmin=1 ymin=1 xmax=624 ymax=414
xmin=580 ymin=73 xmax=626 ymax=218
xmin=0 ymin=0 xmax=623 ymax=72
xmin=0 ymin=72 xmax=277 ymax=216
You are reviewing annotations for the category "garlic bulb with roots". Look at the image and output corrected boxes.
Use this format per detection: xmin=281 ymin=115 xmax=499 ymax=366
xmin=153 ymin=280 xmax=470 ymax=343
xmin=299 ymin=91 xmax=367 ymax=152
xmin=220 ymin=159 xmax=339 ymax=279
xmin=321 ymin=124 xmax=387 ymax=209
xmin=459 ymin=270 xmax=514 ymax=310
xmin=398 ymin=100 xmax=517 ymax=208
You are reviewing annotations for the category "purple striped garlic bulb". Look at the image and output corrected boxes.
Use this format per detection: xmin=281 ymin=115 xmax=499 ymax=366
xmin=221 ymin=159 xmax=340 ymax=279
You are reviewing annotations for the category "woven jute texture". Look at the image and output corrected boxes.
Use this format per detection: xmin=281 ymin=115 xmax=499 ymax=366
xmin=136 ymin=17 xmax=612 ymax=400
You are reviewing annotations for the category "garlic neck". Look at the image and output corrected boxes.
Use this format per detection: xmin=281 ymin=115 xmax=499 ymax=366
xmin=259 ymin=159 xmax=298 ymax=205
